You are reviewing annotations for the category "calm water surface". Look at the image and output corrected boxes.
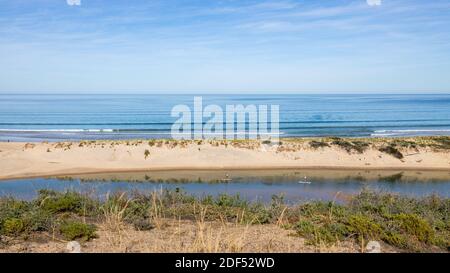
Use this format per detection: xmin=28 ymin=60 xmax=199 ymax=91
xmin=1 ymin=170 xmax=449 ymax=203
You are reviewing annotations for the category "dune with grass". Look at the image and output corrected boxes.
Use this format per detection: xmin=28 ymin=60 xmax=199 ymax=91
xmin=1 ymin=137 xmax=450 ymax=180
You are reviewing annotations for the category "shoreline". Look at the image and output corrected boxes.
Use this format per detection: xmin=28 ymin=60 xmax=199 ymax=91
xmin=1 ymin=137 xmax=450 ymax=180
xmin=3 ymin=165 xmax=450 ymax=182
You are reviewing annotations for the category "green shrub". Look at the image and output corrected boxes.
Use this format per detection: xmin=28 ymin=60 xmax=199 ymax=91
xmin=351 ymin=141 xmax=370 ymax=153
xmin=38 ymin=190 xmax=96 ymax=215
xmin=347 ymin=214 xmax=382 ymax=241
xmin=246 ymin=204 xmax=272 ymax=224
xmin=59 ymin=221 xmax=97 ymax=241
xmin=2 ymin=218 xmax=25 ymax=236
xmin=312 ymin=226 xmax=338 ymax=245
xmin=392 ymin=213 xmax=434 ymax=243
xmin=382 ymin=231 xmax=408 ymax=248
xmin=0 ymin=199 xmax=29 ymax=220
xmin=295 ymin=220 xmax=315 ymax=236
xmin=331 ymin=138 xmax=369 ymax=153
xmin=215 ymin=194 xmax=248 ymax=208
xmin=379 ymin=145 xmax=403 ymax=159
xmin=309 ymin=140 xmax=330 ymax=149
xmin=21 ymin=209 xmax=53 ymax=233
xmin=294 ymin=219 xmax=349 ymax=246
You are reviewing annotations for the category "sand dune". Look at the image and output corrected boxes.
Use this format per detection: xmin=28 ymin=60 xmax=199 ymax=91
xmin=1 ymin=138 xmax=450 ymax=180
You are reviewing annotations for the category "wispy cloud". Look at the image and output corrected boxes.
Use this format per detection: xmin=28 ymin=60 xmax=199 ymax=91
xmin=0 ymin=0 xmax=449 ymax=93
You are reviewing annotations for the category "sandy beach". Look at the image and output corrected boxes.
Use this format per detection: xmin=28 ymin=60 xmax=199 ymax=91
xmin=1 ymin=137 xmax=450 ymax=180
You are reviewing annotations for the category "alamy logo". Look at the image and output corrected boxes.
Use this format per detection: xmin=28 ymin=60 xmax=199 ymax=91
xmin=171 ymin=97 xmax=280 ymax=141
xmin=67 ymin=0 xmax=81 ymax=6
xmin=367 ymin=0 xmax=382 ymax=6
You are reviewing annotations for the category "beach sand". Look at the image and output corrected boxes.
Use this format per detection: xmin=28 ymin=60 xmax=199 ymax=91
xmin=1 ymin=138 xmax=450 ymax=180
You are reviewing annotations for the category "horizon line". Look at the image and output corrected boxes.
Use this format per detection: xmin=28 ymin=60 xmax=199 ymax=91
xmin=1 ymin=92 xmax=450 ymax=95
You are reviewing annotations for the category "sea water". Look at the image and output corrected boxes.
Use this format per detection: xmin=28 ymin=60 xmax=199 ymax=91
xmin=1 ymin=94 xmax=450 ymax=141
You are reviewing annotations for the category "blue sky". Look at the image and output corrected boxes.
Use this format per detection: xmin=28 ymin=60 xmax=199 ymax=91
xmin=0 ymin=0 xmax=449 ymax=93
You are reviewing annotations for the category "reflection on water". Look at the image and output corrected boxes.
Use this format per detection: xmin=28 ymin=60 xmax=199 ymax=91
xmin=0 ymin=169 xmax=449 ymax=203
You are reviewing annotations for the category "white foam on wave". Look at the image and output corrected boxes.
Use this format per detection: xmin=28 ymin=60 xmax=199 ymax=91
xmin=0 ymin=129 xmax=115 ymax=133
xmin=371 ymin=129 xmax=450 ymax=137
xmin=0 ymin=129 xmax=284 ymax=136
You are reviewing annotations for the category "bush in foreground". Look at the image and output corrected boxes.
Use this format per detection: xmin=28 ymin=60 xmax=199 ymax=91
xmin=59 ymin=221 xmax=97 ymax=241
xmin=0 ymin=189 xmax=448 ymax=252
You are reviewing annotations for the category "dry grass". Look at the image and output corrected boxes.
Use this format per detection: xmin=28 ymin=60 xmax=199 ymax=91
xmin=0 ymin=219 xmax=360 ymax=253
xmin=149 ymin=190 xmax=165 ymax=229
xmin=189 ymin=206 xmax=250 ymax=253
xmin=101 ymin=192 xmax=131 ymax=248
xmin=1 ymin=189 xmax=447 ymax=253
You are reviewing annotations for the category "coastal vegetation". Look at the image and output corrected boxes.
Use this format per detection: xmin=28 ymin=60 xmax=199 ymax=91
xmin=308 ymin=140 xmax=330 ymax=149
xmin=144 ymin=149 xmax=150 ymax=159
xmin=379 ymin=145 xmax=404 ymax=159
xmin=0 ymin=189 xmax=448 ymax=252
xmin=329 ymin=138 xmax=370 ymax=153
xmin=37 ymin=136 xmax=450 ymax=155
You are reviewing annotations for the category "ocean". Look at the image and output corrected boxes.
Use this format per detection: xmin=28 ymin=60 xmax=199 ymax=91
xmin=1 ymin=94 xmax=450 ymax=141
